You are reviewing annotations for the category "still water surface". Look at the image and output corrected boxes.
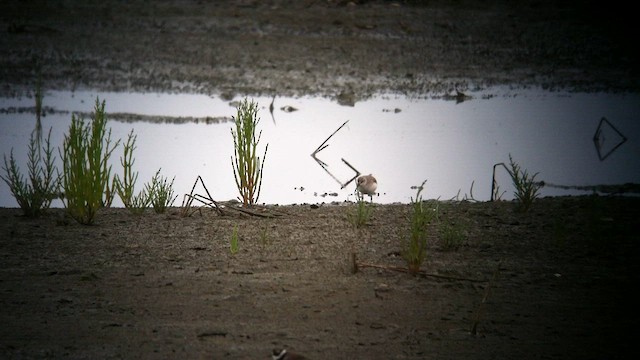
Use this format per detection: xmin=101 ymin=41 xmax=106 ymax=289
xmin=1 ymin=89 xmax=638 ymax=207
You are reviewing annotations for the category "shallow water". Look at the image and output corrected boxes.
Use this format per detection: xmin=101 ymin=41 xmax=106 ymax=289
xmin=1 ymin=89 xmax=639 ymax=207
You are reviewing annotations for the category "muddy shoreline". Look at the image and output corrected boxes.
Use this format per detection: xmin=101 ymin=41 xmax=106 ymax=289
xmin=1 ymin=0 xmax=639 ymax=102
xmin=1 ymin=197 xmax=640 ymax=359
xmin=2 ymin=1 xmax=640 ymax=359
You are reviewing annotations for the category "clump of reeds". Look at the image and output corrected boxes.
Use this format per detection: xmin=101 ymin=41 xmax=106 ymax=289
xmin=440 ymin=219 xmax=466 ymax=251
xmin=114 ymin=130 xmax=177 ymax=215
xmin=115 ymin=130 xmax=150 ymax=215
xmin=230 ymin=98 xmax=268 ymax=207
xmin=403 ymin=180 xmax=438 ymax=274
xmin=1 ymin=129 xmax=59 ymax=217
xmin=61 ymin=98 xmax=119 ymax=224
xmin=1 ymin=81 xmax=59 ymax=217
xmin=506 ymin=154 xmax=541 ymax=212
xmin=146 ymin=168 xmax=177 ymax=214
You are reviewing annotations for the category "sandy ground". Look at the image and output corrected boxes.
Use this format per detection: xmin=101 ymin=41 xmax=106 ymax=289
xmin=1 ymin=197 xmax=639 ymax=359
xmin=1 ymin=1 xmax=640 ymax=359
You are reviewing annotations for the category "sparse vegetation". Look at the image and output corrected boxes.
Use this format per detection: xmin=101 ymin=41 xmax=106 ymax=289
xmin=230 ymin=225 xmax=239 ymax=255
xmin=115 ymin=130 xmax=150 ymax=215
xmin=506 ymin=154 xmax=541 ymax=212
xmin=348 ymin=191 xmax=373 ymax=228
xmin=492 ymin=183 xmax=506 ymax=201
xmin=1 ymin=129 xmax=59 ymax=217
xmin=452 ymin=181 xmax=479 ymax=202
xmin=1 ymin=83 xmax=59 ymax=217
xmin=259 ymin=225 xmax=270 ymax=246
xmin=403 ymin=180 xmax=438 ymax=273
xmin=61 ymin=98 xmax=119 ymax=224
xmin=440 ymin=219 xmax=466 ymax=251
xmin=146 ymin=169 xmax=177 ymax=214
xmin=230 ymin=98 xmax=268 ymax=207
xmin=114 ymin=130 xmax=177 ymax=215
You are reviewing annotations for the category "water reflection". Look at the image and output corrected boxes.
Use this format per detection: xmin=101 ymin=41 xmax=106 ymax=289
xmin=0 ymin=89 xmax=639 ymax=207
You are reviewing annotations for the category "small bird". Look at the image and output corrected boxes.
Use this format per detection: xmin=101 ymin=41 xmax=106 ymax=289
xmin=356 ymin=174 xmax=378 ymax=198
xmin=272 ymin=348 xmax=308 ymax=360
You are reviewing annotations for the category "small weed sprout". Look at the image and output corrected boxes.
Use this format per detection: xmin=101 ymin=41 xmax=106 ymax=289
xmin=506 ymin=154 xmax=541 ymax=212
xmin=230 ymin=225 xmax=240 ymax=255
xmin=61 ymin=98 xmax=119 ymax=224
xmin=403 ymin=180 xmax=438 ymax=274
xmin=115 ymin=130 xmax=150 ymax=215
xmin=348 ymin=191 xmax=373 ymax=228
xmin=231 ymin=98 xmax=268 ymax=207
xmin=146 ymin=168 xmax=177 ymax=214
xmin=1 ymin=129 xmax=59 ymax=217
xmin=259 ymin=225 xmax=270 ymax=246
xmin=492 ymin=183 xmax=506 ymax=201
xmin=440 ymin=220 xmax=466 ymax=251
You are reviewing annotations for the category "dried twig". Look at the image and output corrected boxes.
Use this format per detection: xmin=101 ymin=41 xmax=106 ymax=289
xmin=223 ymin=203 xmax=277 ymax=218
xmin=340 ymin=158 xmax=361 ymax=189
xmin=593 ymin=117 xmax=627 ymax=161
xmin=310 ymin=120 xmax=362 ymax=189
xmin=470 ymin=260 xmax=501 ymax=335
xmin=181 ymin=175 xmax=224 ymax=217
xmin=314 ymin=158 xmax=345 ymax=187
xmin=311 ymin=120 xmax=350 ymax=157
xmin=181 ymin=176 xmax=278 ymax=218
xmin=351 ymin=253 xmax=486 ymax=282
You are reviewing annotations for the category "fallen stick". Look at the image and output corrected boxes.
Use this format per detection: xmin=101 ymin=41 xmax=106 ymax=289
xmin=311 ymin=120 xmax=350 ymax=157
xmin=341 ymin=158 xmax=361 ymax=189
xmin=351 ymin=253 xmax=486 ymax=283
xmin=181 ymin=175 xmax=278 ymax=218
xmin=314 ymin=158 xmax=346 ymax=188
xmin=181 ymin=175 xmax=225 ymax=216
xmin=223 ymin=203 xmax=278 ymax=218
xmin=470 ymin=260 xmax=502 ymax=335
xmin=310 ymin=120 xmax=363 ymax=189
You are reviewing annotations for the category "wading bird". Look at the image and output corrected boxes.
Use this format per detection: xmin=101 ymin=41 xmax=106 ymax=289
xmin=356 ymin=174 xmax=377 ymax=200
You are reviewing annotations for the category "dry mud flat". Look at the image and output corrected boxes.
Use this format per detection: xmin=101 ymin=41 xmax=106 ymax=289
xmin=1 ymin=196 xmax=639 ymax=359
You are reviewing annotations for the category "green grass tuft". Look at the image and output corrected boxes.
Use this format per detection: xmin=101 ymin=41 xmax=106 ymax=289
xmin=146 ymin=169 xmax=177 ymax=214
xmin=61 ymin=97 xmax=119 ymax=224
xmin=1 ymin=129 xmax=59 ymax=217
xmin=506 ymin=154 xmax=541 ymax=212
xmin=440 ymin=220 xmax=466 ymax=251
xmin=230 ymin=225 xmax=240 ymax=255
xmin=348 ymin=191 xmax=373 ymax=228
xmin=403 ymin=180 xmax=438 ymax=273
xmin=115 ymin=130 xmax=150 ymax=215
xmin=230 ymin=98 xmax=268 ymax=207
